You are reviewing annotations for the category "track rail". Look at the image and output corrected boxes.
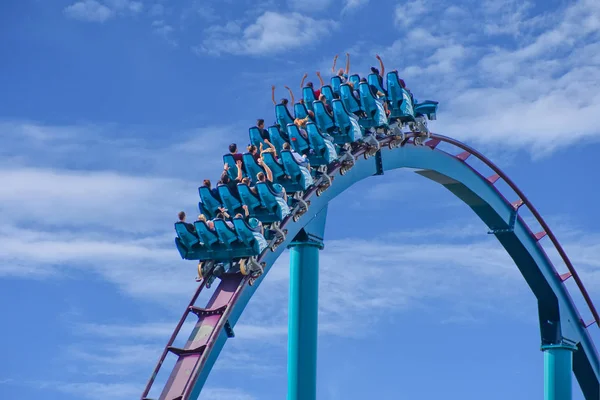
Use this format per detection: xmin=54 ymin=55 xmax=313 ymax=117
xmin=142 ymin=132 xmax=599 ymax=400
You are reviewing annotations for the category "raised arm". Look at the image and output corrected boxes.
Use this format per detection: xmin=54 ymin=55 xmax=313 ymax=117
xmin=259 ymin=158 xmax=274 ymax=182
xmin=316 ymin=71 xmax=324 ymax=87
xmin=332 ymin=54 xmax=339 ymax=72
xmin=235 ymin=160 xmax=243 ymax=181
xmin=376 ymin=54 xmax=385 ymax=77
xmin=271 ymin=85 xmax=276 ymax=105
xmin=345 ymin=53 xmax=350 ymax=75
xmin=284 ymin=85 xmax=294 ymax=105
xmin=264 ymin=139 xmax=277 ymax=156
xmin=300 ymin=73 xmax=308 ymax=88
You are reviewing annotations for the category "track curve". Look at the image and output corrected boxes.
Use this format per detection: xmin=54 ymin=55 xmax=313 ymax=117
xmin=143 ymin=133 xmax=600 ymax=400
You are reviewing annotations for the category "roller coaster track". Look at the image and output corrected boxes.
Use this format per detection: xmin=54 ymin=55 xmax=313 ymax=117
xmin=141 ymin=132 xmax=600 ymax=400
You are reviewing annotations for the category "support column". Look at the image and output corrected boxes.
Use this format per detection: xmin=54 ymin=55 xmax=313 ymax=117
xmin=287 ymin=207 xmax=327 ymax=400
xmin=542 ymin=343 xmax=577 ymax=400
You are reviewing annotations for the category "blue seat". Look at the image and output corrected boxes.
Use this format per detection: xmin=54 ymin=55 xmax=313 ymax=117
xmin=268 ymin=125 xmax=287 ymax=152
xmin=222 ymin=154 xmax=241 ymax=180
xmin=358 ymin=82 xmax=388 ymax=129
xmin=368 ymin=73 xmax=386 ymax=96
xmin=261 ymin=152 xmax=286 ymax=181
xmin=174 ymin=222 xmax=200 ymax=249
xmin=286 ymin=123 xmax=310 ymax=155
xmin=386 ymin=72 xmax=415 ymax=122
xmin=349 ymin=74 xmax=360 ymax=88
xmin=331 ymin=76 xmax=342 ymax=94
xmin=249 ymin=127 xmax=268 ymax=149
xmin=294 ymin=103 xmax=309 ymax=120
xmin=321 ymin=85 xmax=334 ymax=105
xmin=239 ymin=183 xmax=287 ymax=223
xmin=275 ymin=103 xmax=294 ymax=128
xmin=198 ymin=186 xmax=222 ymax=218
xmin=255 ymin=181 xmax=289 ymax=220
xmin=313 ymin=100 xmax=336 ymax=134
xmin=232 ymin=217 xmax=260 ymax=251
xmin=302 ymin=87 xmax=317 ymax=112
xmin=242 ymin=153 xmax=264 ymax=182
xmin=414 ymin=100 xmax=439 ymax=120
xmin=306 ymin=122 xmax=337 ymax=165
xmin=331 ymin=99 xmax=364 ymax=144
xmin=280 ymin=150 xmax=313 ymax=191
xmin=237 ymin=183 xmax=262 ymax=212
xmin=217 ymin=184 xmax=242 ymax=213
xmin=339 ymin=83 xmax=361 ymax=115
xmin=175 ymin=237 xmax=188 ymax=259
xmin=213 ymin=219 xmax=239 ymax=249
xmin=194 ymin=220 xmax=219 ymax=248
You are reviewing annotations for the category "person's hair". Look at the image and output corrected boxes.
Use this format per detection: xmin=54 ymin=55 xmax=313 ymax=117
xmin=229 ymin=143 xmax=237 ymax=153
xmin=248 ymin=144 xmax=257 ymax=153
xmin=283 ymin=142 xmax=291 ymax=150
xmin=337 ymin=68 xmax=344 ymax=75
xmin=221 ymin=175 xmax=230 ymax=184
xmin=257 ymin=172 xmax=266 ymax=181
xmin=360 ymin=77 xmax=367 ymax=82
xmin=370 ymin=66 xmax=379 ymax=74
xmin=306 ymin=82 xmax=313 ymax=88
xmin=241 ymin=177 xmax=250 ymax=185
xmin=197 ymin=214 xmax=206 ymax=222
xmin=318 ymin=94 xmax=326 ymax=101
xmin=281 ymin=98 xmax=288 ymax=105
xmin=235 ymin=213 xmax=243 ymax=218
xmin=203 ymin=179 xmax=211 ymax=188
xmin=257 ymin=118 xmax=264 ymax=127
xmin=178 ymin=211 xmax=186 ymax=221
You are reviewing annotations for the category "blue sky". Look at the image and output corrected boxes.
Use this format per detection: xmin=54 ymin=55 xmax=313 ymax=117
xmin=1 ymin=0 xmax=599 ymax=399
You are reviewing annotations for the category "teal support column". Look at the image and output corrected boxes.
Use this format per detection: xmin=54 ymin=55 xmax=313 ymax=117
xmin=287 ymin=207 xmax=327 ymax=400
xmin=542 ymin=343 xmax=577 ymax=400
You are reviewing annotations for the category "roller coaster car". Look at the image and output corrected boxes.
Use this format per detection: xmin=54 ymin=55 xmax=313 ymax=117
xmin=255 ymin=181 xmax=292 ymax=221
xmin=267 ymin=125 xmax=288 ymax=153
xmin=302 ymin=86 xmax=317 ymax=113
xmin=275 ymin=103 xmax=294 ymax=128
xmin=385 ymin=71 xmax=415 ymax=122
xmin=331 ymin=99 xmax=364 ymax=144
xmin=286 ymin=123 xmax=311 ymax=156
xmin=313 ymin=100 xmax=337 ymax=135
xmin=279 ymin=150 xmax=314 ymax=192
xmin=222 ymin=154 xmax=241 ymax=181
xmin=237 ymin=183 xmax=286 ymax=223
xmin=305 ymin=122 xmax=337 ymax=166
xmin=358 ymin=82 xmax=389 ymax=131
xmin=330 ymin=75 xmax=343 ymax=94
xmin=198 ymin=186 xmax=222 ymax=218
xmin=216 ymin=184 xmax=243 ymax=215
xmin=339 ymin=83 xmax=362 ymax=116
xmin=294 ymin=102 xmax=309 ymax=120
xmin=248 ymin=126 xmax=268 ymax=150
xmin=241 ymin=153 xmax=265 ymax=181
xmin=414 ymin=100 xmax=438 ymax=121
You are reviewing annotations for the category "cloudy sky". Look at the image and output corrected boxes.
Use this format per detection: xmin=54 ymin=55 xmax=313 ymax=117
xmin=1 ymin=0 xmax=600 ymax=399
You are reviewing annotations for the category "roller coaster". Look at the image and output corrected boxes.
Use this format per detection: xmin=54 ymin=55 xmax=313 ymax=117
xmin=141 ymin=70 xmax=600 ymax=400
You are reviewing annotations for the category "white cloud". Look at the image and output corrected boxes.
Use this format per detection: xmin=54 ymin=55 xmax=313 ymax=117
xmin=198 ymin=11 xmax=338 ymax=56
xmin=288 ymin=0 xmax=334 ymax=12
xmin=64 ymin=0 xmax=114 ymax=22
xmin=343 ymin=0 xmax=369 ymax=12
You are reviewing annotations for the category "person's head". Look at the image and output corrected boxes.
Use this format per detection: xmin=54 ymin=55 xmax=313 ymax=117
xmin=235 ymin=213 xmax=243 ymax=218
xmin=247 ymin=144 xmax=257 ymax=154
xmin=257 ymin=172 xmax=266 ymax=182
xmin=370 ymin=66 xmax=379 ymax=75
xmin=229 ymin=143 xmax=237 ymax=153
xmin=307 ymin=110 xmax=314 ymax=118
xmin=306 ymin=82 xmax=313 ymax=88
xmin=221 ymin=175 xmax=230 ymax=184
xmin=197 ymin=214 xmax=207 ymax=222
xmin=241 ymin=177 xmax=250 ymax=185
xmin=318 ymin=94 xmax=326 ymax=102
xmin=293 ymin=118 xmax=306 ymax=128
xmin=283 ymin=142 xmax=291 ymax=150
xmin=207 ymin=220 xmax=215 ymax=230
xmin=178 ymin=211 xmax=186 ymax=221
xmin=399 ymin=78 xmax=406 ymax=88
xmin=337 ymin=68 xmax=344 ymax=76
xmin=281 ymin=98 xmax=288 ymax=106
xmin=257 ymin=119 xmax=265 ymax=129
xmin=348 ymin=82 xmax=354 ymax=89
xmin=203 ymin=179 xmax=211 ymax=188
xmin=360 ymin=77 xmax=367 ymax=83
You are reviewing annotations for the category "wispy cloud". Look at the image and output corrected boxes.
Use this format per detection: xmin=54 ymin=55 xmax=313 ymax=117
xmin=64 ymin=0 xmax=143 ymax=23
xmin=197 ymin=12 xmax=338 ymax=56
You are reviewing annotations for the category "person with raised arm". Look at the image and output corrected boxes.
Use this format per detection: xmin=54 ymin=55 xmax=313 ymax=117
xmin=370 ymin=54 xmax=386 ymax=94
xmin=332 ymin=52 xmax=350 ymax=82
xmin=271 ymin=85 xmax=294 ymax=106
xmin=300 ymin=72 xmax=324 ymax=99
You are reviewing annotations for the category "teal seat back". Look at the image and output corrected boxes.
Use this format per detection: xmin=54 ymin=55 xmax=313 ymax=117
xmin=268 ymin=125 xmax=287 ymax=153
xmin=237 ymin=183 xmax=262 ymax=211
xmin=349 ymin=74 xmax=360 ymax=87
xmin=194 ymin=221 xmax=219 ymax=247
xmin=261 ymin=152 xmax=286 ymax=180
xmin=368 ymin=73 xmax=385 ymax=95
xmin=321 ymin=85 xmax=334 ymax=105
xmin=232 ymin=217 xmax=258 ymax=249
xmin=340 ymin=84 xmax=361 ymax=114
xmin=358 ymin=82 xmax=378 ymax=118
xmin=302 ymin=87 xmax=317 ymax=112
xmin=249 ymin=127 xmax=267 ymax=149
xmin=294 ymin=103 xmax=308 ymax=119
xmin=255 ymin=182 xmax=282 ymax=218
xmin=386 ymin=72 xmax=414 ymax=118
xmin=331 ymin=76 xmax=342 ymax=94
xmin=213 ymin=219 xmax=238 ymax=248
xmin=217 ymin=184 xmax=241 ymax=212
xmin=313 ymin=101 xmax=335 ymax=133
xmin=242 ymin=153 xmax=264 ymax=182
xmin=306 ymin=123 xmax=327 ymax=157
xmin=198 ymin=186 xmax=221 ymax=217
xmin=332 ymin=100 xmax=362 ymax=143
xmin=222 ymin=154 xmax=240 ymax=180
xmin=286 ymin=124 xmax=310 ymax=154
xmin=280 ymin=150 xmax=303 ymax=184
xmin=174 ymin=222 xmax=199 ymax=248
xmin=275 ymin=104 xmax=294 ymax=128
